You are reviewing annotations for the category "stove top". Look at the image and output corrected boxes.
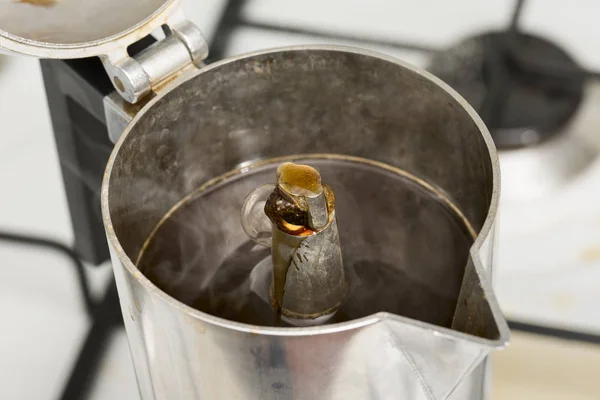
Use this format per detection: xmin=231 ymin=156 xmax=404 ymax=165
xmin=429 ymin=31 xmax=586 ymax=149
xmin=424 ymin=28 xmax=600 ymax=336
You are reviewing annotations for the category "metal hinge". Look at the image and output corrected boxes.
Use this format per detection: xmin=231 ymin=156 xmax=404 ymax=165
xmin=103 ymin=63 xmax=200 ymax=144
xmin=100 ymin=11 xmax=208 ymax=104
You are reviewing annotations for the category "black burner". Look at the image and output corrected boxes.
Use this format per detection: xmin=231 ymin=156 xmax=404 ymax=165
xmin=429 ymin=32 xmax=585 ymax=149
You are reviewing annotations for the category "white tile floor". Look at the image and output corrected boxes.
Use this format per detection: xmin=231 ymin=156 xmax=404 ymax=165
xmin=3 ymin=1 xmax=600 ymax=399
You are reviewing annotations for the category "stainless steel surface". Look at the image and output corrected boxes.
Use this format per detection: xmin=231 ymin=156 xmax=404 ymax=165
xmin=104 ymin=64 xmax=202 ymax=143
xmin=245 ymin=163 xmax=347 ymax=323
xmin=104 ymin=92 xmax=136 ymax=144
xmin=0 ymin=0 xmax=175 ymax=56
xmin=270 ymin=222 xmax=346 ymax=323
xmin=102 ymin=46 xmax=508 ymax=400
xmin=0 ymin=0 xmax=208 ymax=103
xmin=101 ymin=19 xmax=208 ymax=103
xmin=0 ymin=0 xmax=176 ymax=58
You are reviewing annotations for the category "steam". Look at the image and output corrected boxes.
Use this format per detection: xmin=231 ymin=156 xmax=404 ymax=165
xmin=136 ymin=156 xmax=474 ymax=328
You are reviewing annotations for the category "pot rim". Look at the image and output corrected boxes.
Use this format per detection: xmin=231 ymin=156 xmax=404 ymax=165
xmin=101 ymin=44 xmax=507 ymax=346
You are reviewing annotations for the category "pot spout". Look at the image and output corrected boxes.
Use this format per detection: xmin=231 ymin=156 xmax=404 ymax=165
xmin=381 ymin=254 xmax=509 ymax=400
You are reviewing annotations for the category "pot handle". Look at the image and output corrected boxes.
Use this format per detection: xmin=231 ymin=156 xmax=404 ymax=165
xmin=240 ymin=184 xmax=276 ymax=247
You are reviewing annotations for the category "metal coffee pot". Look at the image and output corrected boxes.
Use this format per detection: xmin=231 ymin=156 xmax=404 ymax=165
xmin=1 ymin=1 xmax=508 ymax=399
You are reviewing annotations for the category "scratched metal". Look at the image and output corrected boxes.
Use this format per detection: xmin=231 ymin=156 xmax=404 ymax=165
xmin=102 ymin=46 xmax=508 ymax=400
xmin=0 ymin=0 xmax=177 ymax=58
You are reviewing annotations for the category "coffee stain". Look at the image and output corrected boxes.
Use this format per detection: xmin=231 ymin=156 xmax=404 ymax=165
xmin=552 ymin=294 xmax=574 ymax=311
xmin=580 ymin=246 xmax=600 ymax=263
xmin=194 ymin=322 xmax=206 ymax=334
xmin=133 ymin=293 xmax=142 ymax=313
xmin=184 ymin=313 xmax=206 ymax=334
xmin=277 ymin=162 xmax=322 ymax=196
xmin=16 ymin=0 xmax=58 ymax=7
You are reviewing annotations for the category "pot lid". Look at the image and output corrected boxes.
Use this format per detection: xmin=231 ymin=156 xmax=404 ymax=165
xmin=0 ymin=0 xmax=178 ymax=58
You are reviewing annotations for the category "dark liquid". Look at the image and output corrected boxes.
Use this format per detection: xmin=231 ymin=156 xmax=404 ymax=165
xmin=137 ymin=156 xmax=474 ymax=327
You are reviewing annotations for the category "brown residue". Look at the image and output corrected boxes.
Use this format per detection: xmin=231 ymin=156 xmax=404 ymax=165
xmin=184 ymin=314 xmax=206 ymax=334
xmin=264 ymin=163 xmax=333 ymax=236
xmin=133 ymin=293 xmax=142 ymax=313
xmin=270 ymin=283 xmax=284 ymax=312
xmin=194 ymin=322 xmax=206 ymax=334
xmin=552 ymin=294 xmax=574 ymax=311
xmin=277 ymin=162 xmax=322 ymax=197
xmin=323 ymin=184 xmax=336 ymax=217
xmin=580 ymin=247 xmax=600 ymax=263
xmin=16 ymin=0 xmax=58 ymax=7
xmin=264 ymin=186 xmax=313 ymax=236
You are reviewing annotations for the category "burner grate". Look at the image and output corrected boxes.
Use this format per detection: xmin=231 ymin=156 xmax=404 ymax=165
xmin=429 ymin=31 xmax=586 ymax=148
